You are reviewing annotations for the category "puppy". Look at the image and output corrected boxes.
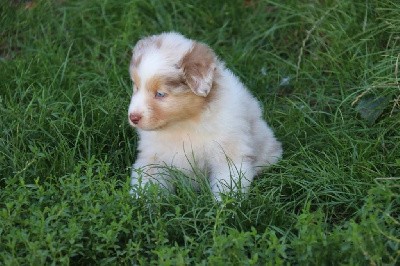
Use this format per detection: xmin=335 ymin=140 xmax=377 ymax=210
xmin=128 ymin=32 xmax=282 ymax=200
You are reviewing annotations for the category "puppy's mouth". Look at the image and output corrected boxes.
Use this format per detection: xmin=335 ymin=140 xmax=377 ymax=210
xmin=128 ymin=118 xmax=165 ymax=131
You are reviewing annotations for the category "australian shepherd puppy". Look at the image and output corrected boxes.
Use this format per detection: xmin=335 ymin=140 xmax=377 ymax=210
xmin=128 ymin=32 xmax=282 ymax=200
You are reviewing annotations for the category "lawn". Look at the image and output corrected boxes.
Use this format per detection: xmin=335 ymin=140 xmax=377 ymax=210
xmin=0 ymin=0 xmax=399 ymax=264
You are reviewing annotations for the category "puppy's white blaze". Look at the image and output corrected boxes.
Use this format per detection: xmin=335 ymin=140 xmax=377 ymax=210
xmin=158 ymin=32 xmax=193 ymax=55
xmin=128 ymin=89 xmax=147 ymax=117
xmin=137 ymin=51 xmax=168 ymax=82
xmin=136 ymin=34 xmax=193 ymax=82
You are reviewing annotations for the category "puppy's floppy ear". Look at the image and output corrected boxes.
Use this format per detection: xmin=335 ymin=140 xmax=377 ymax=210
xmin=181 ymin=42 xmax=216 ymax=97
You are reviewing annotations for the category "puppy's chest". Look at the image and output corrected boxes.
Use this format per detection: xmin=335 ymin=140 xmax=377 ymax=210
xmin=140 ymin=130 xmax=213 ymax=169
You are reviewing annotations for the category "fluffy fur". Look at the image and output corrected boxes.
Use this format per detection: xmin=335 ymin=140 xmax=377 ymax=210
xmin=128 ymin=32 xmax=282 ymax=200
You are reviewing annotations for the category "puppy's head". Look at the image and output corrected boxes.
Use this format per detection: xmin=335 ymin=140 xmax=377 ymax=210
xmin=128 ymin=32 xmax=217 ymax=130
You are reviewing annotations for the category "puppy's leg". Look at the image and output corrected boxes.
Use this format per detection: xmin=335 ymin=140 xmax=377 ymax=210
xmin=209 ymin=159 xmax=255 ymax=201
xmin=130 ymin=157 xmax=172 ymax=197
xmin=130 ymin=160 xmax=151 ymax=193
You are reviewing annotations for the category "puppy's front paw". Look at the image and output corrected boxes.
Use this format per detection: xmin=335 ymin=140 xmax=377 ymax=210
xmin=213 ymin=191 xmax=223 ymax=202
xmin=130 ymin=166 xmax=148 ymax=198
xmin=210 ymin=181 xmax=227 ymax=202
xmin=129 ymin=177 xmax=142 ymax=199
xmin=210 ymin=176 xmax=250 ymax=202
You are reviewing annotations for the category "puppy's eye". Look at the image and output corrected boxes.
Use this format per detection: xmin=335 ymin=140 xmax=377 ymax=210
xmin=155 ymin=91 xmax=167 ymax=98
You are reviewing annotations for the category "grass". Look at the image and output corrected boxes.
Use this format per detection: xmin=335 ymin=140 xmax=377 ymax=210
xmin=0 ymin=0 xmax=399 ymax=264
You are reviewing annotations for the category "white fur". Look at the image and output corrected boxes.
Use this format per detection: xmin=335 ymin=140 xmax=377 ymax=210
xmin=128 ymin=32 xmax=282 ymax=200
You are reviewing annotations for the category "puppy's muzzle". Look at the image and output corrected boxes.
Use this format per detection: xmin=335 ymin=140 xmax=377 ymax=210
xmin=129 ymin=113 xmax=142 ymax=125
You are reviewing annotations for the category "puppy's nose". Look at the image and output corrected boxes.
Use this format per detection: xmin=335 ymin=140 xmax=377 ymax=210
xmin=129 ymin=113 xmax=142 ymax=124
